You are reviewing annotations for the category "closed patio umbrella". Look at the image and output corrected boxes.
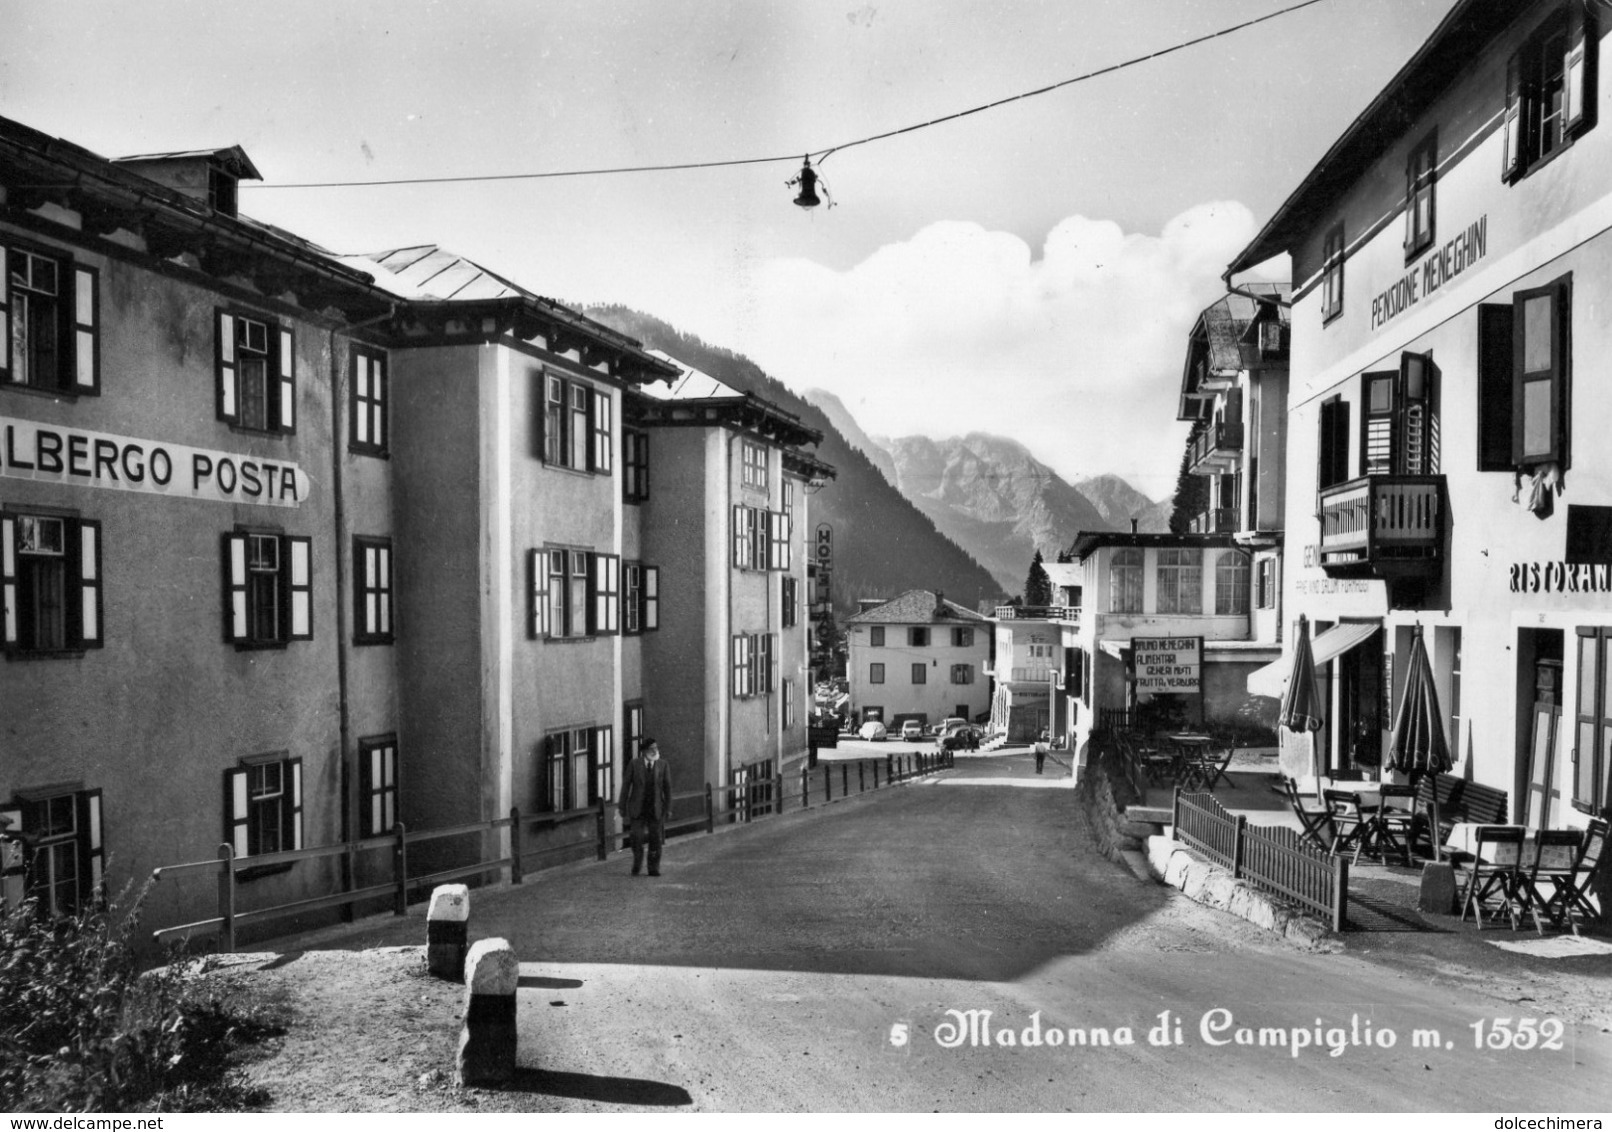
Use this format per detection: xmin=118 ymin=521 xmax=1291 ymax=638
xmin=1279 ymin=615 xmax=1324 ymax=785
xmin=1386 ymin=625 xmax=1452 ymax=777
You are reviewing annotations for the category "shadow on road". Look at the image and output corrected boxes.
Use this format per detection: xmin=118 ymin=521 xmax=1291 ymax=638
xmin=519 ymin=974 xmax=585 ymax=989
xmin=498 ymin=1067 xmax=692 ymax=1106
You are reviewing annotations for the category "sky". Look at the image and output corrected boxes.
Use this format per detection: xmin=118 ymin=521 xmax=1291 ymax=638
xmin=1 ymin=0 xmax=1458 ymax=498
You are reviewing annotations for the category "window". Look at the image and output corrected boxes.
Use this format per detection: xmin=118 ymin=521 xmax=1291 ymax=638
xmin=909 ymin=627 xmax=930 ymax=647
xmin=742 ymin=440 xmax=768 ymax=490
xmin=1156 ymin=548 xmax=1203 ymax=615
xmin=1320 ymin=224 xmax=1345 ymax=323
xmin=541 ymin=375 xmax=609 ymax=473
xmin=1257 ymin=557 xmax=1278 ymax=610
xmin=593 ymin=726 xmax=615 ymax=808
xmin=1109 ymin=549 xmax=1142 ymax=614
xmin=349 ymin=348 xmax=387 ymax=455
xmin=642 ymin=565 xmax=659 ymax=631
xmin=1573 ymin=628 xmax=1612 ymax=816
xmin=224 ymin=755 xmax=302 ymax=858
xmin=733 ymin=505 xmax=768 ymax=570
xmin=951 ymin=664 xmax=974 ymax=685
xmin=530 ymin=548 xmax=622 ymax=638
xmin=624 ymin=563 xmax=642 ymax=633
xmin=2 ymin=513 xmax=102 ymax=655
xmin=870 ymin=662 xmax=885 ymax=684
xmin=2 ymin=245 xmax=98 ymax=395
xmin=870 ymin=626 xmax=885 ymax=647
xmin=1477 ymin=276 xmax=1572 ymax=472
xmin=623 ymin=428 xmax=649 ymax=502
xmin=353 ymin=537 xmax=393 ymax=645
xmin=4 ymin=788 xmax=102 ymax=917
xmin=358 ymin=736 xmax=398 ymax=837
xmin=733 ymin=634 xmax=754 ymax=698
xmin=768 ymin=511 xmax=792 ymax=571
xmin=1503 ymin=4 xmax=1597 ymax=182
xmin=1446 ymin=628 xmax=1462 ymax=752
xmin=952 ymin=627 xmax=974 ymax=648
xmin=1214 ymin=551 xmax=1250 ymax=616
xmin=911 ymin=663 xmax=927 ymax=685
xmin=1404 ymin=131 xmax=1437 ymax=258
xmin=541 ymin=727 xmax=601 ymax=812
xmin=782 ymin=576 xmax=798 ymax=628
xmin=222 ymin=531 xmax=311 ymax=647
xmin=783 ymin=478 xmax=795 ymax=529
xmin=623 ymin=702 xmax=644 ymax=769
xmin=783 ymin=678 xmax=795 ymax=728
xmin=208 ymin=165 xmax=238 ymax=216
xmin=760 ymin=633 xmax=776 ymax=693
xmin=1361 ymin=353 xmax=1439 ymax=477
xmin=216 ymin=311 xmax=294 ymax=433
xmin=1317 ymin=395 xmax=1352 ymax=489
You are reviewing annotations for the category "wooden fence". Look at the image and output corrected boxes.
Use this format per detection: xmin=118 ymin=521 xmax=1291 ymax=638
xmin=150 ymin=750 xmax=954 ymax=951
xmin=1173 ymin=788 xmax=1348 ymax=932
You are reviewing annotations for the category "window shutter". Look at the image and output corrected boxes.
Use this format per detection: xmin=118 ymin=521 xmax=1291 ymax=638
xmin=644 ymin=566 xmax=659 ymax=630
xmin=1566 ymin=1 xmax=1597 ymax=137
xmin=382 ymin=745 xmax=396 ymax=832
xmin=1 ymin=515 xmax=15 ymax=647
xmin=1513 ymin=278 xmax=1570 ymax=468
xmin=76 ymin=788 xmax=104 ymax=900
xmin=286 ymin=757 xmax=304 ymax=851
xmin=274 ymin=327 xmax=296 ymax=432
xmin=224 ymin=767 xmax=250 ymax=858
xmin=73 ymin=266 xmax=99 ymax=395
xmin=216 ymin=310 xmax=239 ymax=423
xmin=352 ymin=355 xmax=370 ymax=446
xmin=371 ymin=356 xmax=386 ymax=450
xmin=607 ymin=555 xmax=619 ymax=632
xmin=0 ymin=246 xmax=9 ymax=384
xmin=588 ymin=553 xmax=602 ymax=635
xmin=66 ymin=519 xmax=103 ymax=648
xmin=222 ymin=532 xmax=248 ymax=642
xmin=528 ymin=549 xmax=545 ymax=638
xmin=781 ymin=512 xmax=792 ymax=571
xmin=1361 ymin=371 xmax=1397 ymax=476
xmin=1501 ymin=50 xmax=1523 ymax=181
xmin=0 ymin=804 xmax=23 ymax=911
xmin=1477 ymin=304 xmax=1514 ymax=470
xmin=285 ymin=536 xmax=313 ymax=640
xmin=359 ymin=743 xmax=376 ymax=836
xmin=733 ymin=505 xmax=745 ymax=568
xmin=376 ymin=544 xmax=390 ymax=636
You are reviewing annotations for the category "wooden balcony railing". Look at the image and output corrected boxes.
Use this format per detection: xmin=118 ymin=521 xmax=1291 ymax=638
xmin=1317 ymin=474 xmax=1444 ymax=576
xmin=1188 ymin=421 xmax=1244 ymax=474
xmin=994 ymin=604 xmax=1078 ymax=624
xmin=1188 ymin=507 xmax=1240 ymax=534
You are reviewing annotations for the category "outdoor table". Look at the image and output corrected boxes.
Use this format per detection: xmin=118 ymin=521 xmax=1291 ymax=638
xmin=1164 ymin=733 xmax=1215 ymax=790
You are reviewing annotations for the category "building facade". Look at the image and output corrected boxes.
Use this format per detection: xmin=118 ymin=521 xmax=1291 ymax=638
xmin=1227 ymin=0 xmax=1612 ymax=826
xmin=846 ymin=590 xmax=991 ymax=731
xmin=0 ymin=115 xmax=834 ymax=933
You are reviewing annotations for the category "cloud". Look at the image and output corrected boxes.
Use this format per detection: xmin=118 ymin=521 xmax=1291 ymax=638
xmin=729 ymin=200 xmax=1259 ymax=497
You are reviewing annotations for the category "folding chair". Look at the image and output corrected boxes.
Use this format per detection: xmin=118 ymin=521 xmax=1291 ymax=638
xmin=1371 ymin=784 xmax=1419 ymax=866
xmin=1460 ymin=826 xmax=1526 ymax=930
xmin=1521 ymin=829 xmax=1585 ymax=935
xmin=1323 ymin=790 xmax=1367 ymax=861
xmin=1534 ymin=818 xmax=1606 ymax=935
xmin=1284 ymin=778 xmax=1336 ymax=852
xmin=1197 ymin=747 xmax=1236 ymax=791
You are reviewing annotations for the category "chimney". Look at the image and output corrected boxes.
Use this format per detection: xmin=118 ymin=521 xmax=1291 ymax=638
xmin=934 ymin=591 xmax=945 ymax=615
xmin=1130 ymin=518 xmax=1139 ymax=534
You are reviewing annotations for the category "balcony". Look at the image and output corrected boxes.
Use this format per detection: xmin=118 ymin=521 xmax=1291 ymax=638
xmin=1187 ymin=421 xmax=1243 ymax=475
xmin=1317 ymin=475 xmax=1444 ymax=577
xmin=994 ymin=604 xmax=1079 ymax=626
xmin=1188 ymin=507 xmax=1240 ymax=534
xmin=1008 ymin=666 xmax=1057 ymax=684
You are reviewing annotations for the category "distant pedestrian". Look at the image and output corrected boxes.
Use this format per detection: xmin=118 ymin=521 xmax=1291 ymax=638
xmin=1034 ymin=731 xmax=1049 ymax=774
xmin=619 ymin=737 xmax=673 ymax=876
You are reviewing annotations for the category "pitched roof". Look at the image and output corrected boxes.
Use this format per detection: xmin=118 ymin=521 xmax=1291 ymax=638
xmin=846 ymin=589 xmax=989 ymax=625
xmin=1042 ymin=562 xmax=1084 ymax=589
xmin=333 ymin=245 xmax=525 ymax=302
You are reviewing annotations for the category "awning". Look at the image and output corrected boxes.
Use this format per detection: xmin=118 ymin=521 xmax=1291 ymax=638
xmin=1247 ymin=620 xmax=1380 ymax=698
xmin=1099 ymin=639 xmax=1128 ymax=660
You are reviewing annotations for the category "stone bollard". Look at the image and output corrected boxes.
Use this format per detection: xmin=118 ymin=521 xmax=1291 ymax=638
xmin=1418 ymin=861 xmax=1458 ymax=915
xmin=427 ymin=884 xmax=471 ymax=980
xmin=456 ymin=937 xmax=520 ymax=1085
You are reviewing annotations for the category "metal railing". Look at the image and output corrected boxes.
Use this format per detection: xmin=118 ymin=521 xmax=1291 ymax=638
xmin=150 ymin=752 xmax=955 ymax=951
xmin=993 ymin=604 xmax=1078 ymax=624
xmin=1172 ymin=788 xmax=1347 ymax=931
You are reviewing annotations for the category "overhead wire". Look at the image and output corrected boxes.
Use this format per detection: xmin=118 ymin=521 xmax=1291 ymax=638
xmin=246 ymin=0 xmax=1329 ymax=191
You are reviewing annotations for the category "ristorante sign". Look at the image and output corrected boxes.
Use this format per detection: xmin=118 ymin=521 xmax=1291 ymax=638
xmin=1370 ymin=215 xmax=1488 ymax=331
xmin=1 ymin=417 xmax=310 ymax=507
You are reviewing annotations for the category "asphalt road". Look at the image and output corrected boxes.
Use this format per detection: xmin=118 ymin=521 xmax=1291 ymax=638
xmin=316 ymin=751 xmax=1611 ymax=1112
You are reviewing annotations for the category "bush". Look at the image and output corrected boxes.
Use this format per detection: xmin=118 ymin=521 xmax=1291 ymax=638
xmin=0 ymin=883 xmax=278 ymax=1112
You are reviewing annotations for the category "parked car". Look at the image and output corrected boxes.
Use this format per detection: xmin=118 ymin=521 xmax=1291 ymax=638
xmin=858 ymin=720 xmax=888 ymax=742
xmin=942 ymin=725 xmax=984 ymax=751
xmin=901 ymin=720 xmax=925 ymax=743
xmin=935 ymin=716 xmax=969 ymax=737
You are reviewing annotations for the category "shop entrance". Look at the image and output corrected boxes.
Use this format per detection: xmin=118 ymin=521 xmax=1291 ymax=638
xmin=1336 ymin=627 xmax=1384 ymax=775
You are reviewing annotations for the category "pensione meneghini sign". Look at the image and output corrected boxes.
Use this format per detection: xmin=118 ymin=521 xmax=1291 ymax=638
xmin=1370 ymin=216 xmax=1488 ymax=331
xmin=1 ymin=417 xmax=310 ymax=507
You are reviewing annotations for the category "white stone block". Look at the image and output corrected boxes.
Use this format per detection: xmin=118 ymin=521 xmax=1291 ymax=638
xmin=428 ymin=884 xmax=470 ymax=923
xmin=465 ymin=937 xmax=520 ymax=997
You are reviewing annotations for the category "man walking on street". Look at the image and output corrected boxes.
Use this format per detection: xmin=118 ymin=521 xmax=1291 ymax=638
xmin=619 ymin=737 xmax=673 ymax=876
